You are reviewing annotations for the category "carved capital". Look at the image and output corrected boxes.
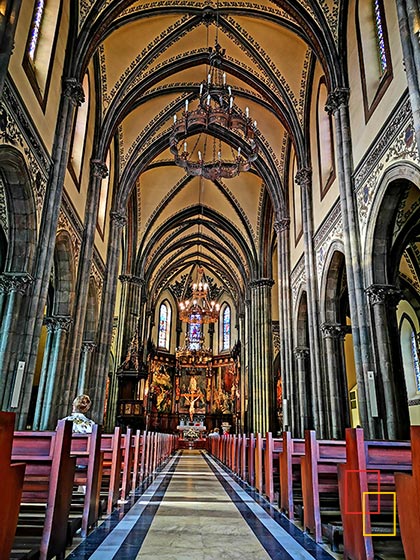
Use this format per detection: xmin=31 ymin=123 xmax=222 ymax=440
xmin=63 ymin=78 xmax=85 ymax=107
xmin=294 ymin=346 xmax=310 ymax=359
xmin=249 ymin=278 xmax=275 ymax=290
xmin=274 ymin=218 xmax=290 ymax=234
xmin=321 ymin=322 xmax=343 ymax=339
xmin=365 ymin=284 xmax=402 ymax=308
xmin=44 ymin=315 xmax=72 ymax=333
xmin=81 ymin=341 xmax=96 ymax=353
xmin=110 ymin=211 xmax=127 ymax=229
xmin=295 ymin=167 xmax=312 ymax=191
xmin=90 ymin=159 xmax=108 ymax=179
xmin=325 ymin=87 xmax=350 ymax=115
xmin=0 ymin=272 xmax=33 ymax=295
xmin=119 ymin=274 xmax=144 ymax=287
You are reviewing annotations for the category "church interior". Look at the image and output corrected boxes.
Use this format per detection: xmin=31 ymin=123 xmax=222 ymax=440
xmin=1 ymin=0 xmax=420 ymax=558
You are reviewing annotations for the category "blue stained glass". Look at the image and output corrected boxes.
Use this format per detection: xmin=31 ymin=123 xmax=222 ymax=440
xmin=189 ymin=314 xmax=201 ymax=350
xmin=411 ymin=331 xmax=420 ymax=392
xmin=28 ymin=0 xmax=45 ymax=61
xmin=223 ymin=306 xmax=230 ymax=350
xmin=158 ymin=303 xmax=170 ymax=349
xmin=374 ymin=0 xmax=387 ymax=74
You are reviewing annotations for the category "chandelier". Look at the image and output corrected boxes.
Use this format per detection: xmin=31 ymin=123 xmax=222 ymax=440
xmin=178 ymin=267 xmax=220 ymax=324
xmin=169 ymin=42 xmax=259 ymax=181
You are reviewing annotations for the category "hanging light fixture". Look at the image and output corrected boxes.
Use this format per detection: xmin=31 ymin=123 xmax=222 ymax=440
xmin=169 ymin=41 xmax=259 ymax=181
xmin=178 ymin=266 xmax=220 ymax=324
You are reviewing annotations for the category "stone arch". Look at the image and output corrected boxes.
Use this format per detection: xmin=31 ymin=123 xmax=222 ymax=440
xmin=0 ymin=145 xmax=37 ymax=274
xmin=363 ymin=162 xmax=420 ymax=438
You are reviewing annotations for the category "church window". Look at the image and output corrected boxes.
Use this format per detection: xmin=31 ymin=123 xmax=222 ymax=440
xmin=24 ymin=0 xmax=62 ymax=107
xmin=69 ymin=73 xmax=90 ymax=187
xmin=411 ymin=331 xmax=420 ymax=392
xmin=316 ymin=78 xmax=335 ymax=198
xmin=356 ymin=0 xmax=392 ymax=121
xmin=188 ymin=315 xmax=202 ymax=350
xmin=374 ymin=0 xmax=387 ymax=74
xmin=158 ymin=301 xmax=171 ymax=350
xmin=27 ymin=0 xmax=45 ymax=62
xmin=222 ymin=305 xmax=231 ymax=351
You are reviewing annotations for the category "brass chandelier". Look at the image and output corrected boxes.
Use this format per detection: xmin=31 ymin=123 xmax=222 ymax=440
xmin=178 ymin=267 xmax=220 ymax=324
xmin=169 ymin=42 xmax=259 ymax=181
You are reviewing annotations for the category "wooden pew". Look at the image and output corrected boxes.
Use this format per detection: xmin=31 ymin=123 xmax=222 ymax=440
xmin=255 ymin=433 xmax=265 ymax=494
xmin=100 ymin=427 xmax=122 ymax=515
xmin=0 ymin=412 xmax=25 ymax=560
xmin=301 ymin=430 xmax=346 ymax=545
xmin=338 ymin=428 xmax=411 ymax=560
xmin=120 ymin=428 xmax=135 ymax=501
xmin=395 ymin=426 xmax=420 ymax=560
xmin=247 ymin=433 xmax=255 ymax=487
xmin=69 ymin=424 xmax=103 ymax=538
xmin=130 ymin=429 xmax=143 ymax=493
xmin=263 ymin=432 xmax=283 ymax=503
xmin=279 ymin=432 xmax=304 ymax=520
xmin=11 ymin=420 xmax=75 ymax=560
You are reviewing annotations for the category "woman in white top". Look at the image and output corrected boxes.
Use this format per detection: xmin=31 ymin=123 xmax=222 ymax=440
xmin=62 ymin=394 xmax=95 ymax=433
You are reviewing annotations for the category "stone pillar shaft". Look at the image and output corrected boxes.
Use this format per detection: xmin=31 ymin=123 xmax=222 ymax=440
xmin=0 ymin=1 xmax=22 ymax=97
xmin=321 ymin=323 xmax=345 ymax=438
xmin=65 ymin=159 xmax=108 ymax=407
xmin=17 ymin=78 xmax=84 ymax=429
xmin=396 ymin=0 xmax=420 ymax=155
xmin=91 ymin=211 xmax=126 ymax=422
xmin=248 ymin=279 xmax=274 ymax=434
xmin=326 ymin=89 xmax=373 ymax=437
xmin=294 ymin=346 xmax=310 ymax=436
xmin=295 ymin=169 xmax=324 ymax=437
xmin=77 ymin=341 xmax=96 ymax=395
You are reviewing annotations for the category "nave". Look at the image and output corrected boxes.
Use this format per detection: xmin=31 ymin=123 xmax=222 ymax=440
xmin=67 ymin=450 xmax=334 ymax=560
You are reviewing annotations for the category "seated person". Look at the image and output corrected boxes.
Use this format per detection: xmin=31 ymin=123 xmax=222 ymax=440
xmin=61 ymin=394 xmax=95 ymax=433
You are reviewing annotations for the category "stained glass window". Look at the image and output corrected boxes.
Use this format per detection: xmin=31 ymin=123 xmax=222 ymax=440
xmin=188 ymin=314 xmax=202 ymax=350
xmin=158 ymin=302 xmax=171 ymax=350
xmin=28 ymin=0 xmax=46 ymax=61
xmin=374 ymin=0 xmax=387 ymax=74
xmin=411 ymin=331 xmax=420 ymax=392
xmin=222 ymin=305 xmax=231 ymax=350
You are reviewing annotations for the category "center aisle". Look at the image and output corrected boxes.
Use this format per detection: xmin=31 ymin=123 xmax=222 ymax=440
xmin=67 ymin=450 xmax=336 ymax=560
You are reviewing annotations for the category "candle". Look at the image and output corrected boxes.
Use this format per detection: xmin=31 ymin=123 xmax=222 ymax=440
xmin=229 ymin=97 xmax=233 ymax=109
xmin=223 ymin=72 xmax=226 ymax=85
xmin=198 ymin=151 xmax=202 ymax=161
xmin=253 ymin=120 xmax=257 ymax=128
xmin=208 ymin=73 xmax=211 ymax=84
xmin=238 ymin=147 xmax=241 ymax=157
xmin=200 ymin=83 xmax=203 ymax=95
xmin=218 ymin=151 xmax=221 ymax=160
xmin=185 ymin=99 xmax=189 ymax=112
xmin=207 ymin=94 xmax=211 ymax=106
xmin=184 ymin=142 xmax=187 ymax=153
xmin=245 ymin=107 xmax=249 ymax=118
xmin=173 ymin=114 xmax=177 ymax=123
xmin=228 ymin=86 xmax=232 ymax=96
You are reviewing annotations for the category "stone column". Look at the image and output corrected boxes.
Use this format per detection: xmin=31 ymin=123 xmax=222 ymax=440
xmin=117 ymin=274 xmax=143 ymax=363
xmin=238 ymin=310 xmax=246 ymax=433
xmin=274 ymin=218 xmax=294 ymax=432
xmin=396 ymin=0 xmax=420 ymax=154
xmin=32 ymin=317 xmax=55 ymax=430
xmin=0 ymin=1 xmax=22 ymax=97
xmin=248 ymin=278 xmax=274 ymax=434
xmin=321 ymin=323 xmax=344 ymax=438
xmin=293 ymin=346 xmax=310 ymax=436
xmin=326 ymin=89 xmax=374 ymax=437
xmin=77 ymin=341 xmax=96 ymax=395
xmin=91 ymin=210 xmax=126 ymax=422
xmin=17 ymin=78 xmax=84 ymax=429
xmin=65 ymin=159 xmax=108 ymax=405
xmin=366 ymin=284 xmax=409 ymax=439
xmin=39 ymin=315 xmax=72 ymax=429
xmin=0 ymin=272 xmax=33 ymax=407
xmin=295 ymin=168 xmax=325 ymax=437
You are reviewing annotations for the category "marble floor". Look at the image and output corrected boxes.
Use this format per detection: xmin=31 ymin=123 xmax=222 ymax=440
xmin=66 ymin=450 xmax=337 ymax=560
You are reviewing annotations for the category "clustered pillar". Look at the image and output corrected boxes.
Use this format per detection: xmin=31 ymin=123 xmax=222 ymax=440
xmin=248 ymin=278 xmax=274 ymax=434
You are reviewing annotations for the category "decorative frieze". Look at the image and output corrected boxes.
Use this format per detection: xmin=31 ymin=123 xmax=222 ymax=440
xmin=272 ymin=321 xmax=280 ymax=354
xmin=291 ymin=256 xmax=306 ymax=306
xmin=44 ymin=315 xmax=73 ymax=333
xmin=249 ymin=278 xmax=275 ymax=289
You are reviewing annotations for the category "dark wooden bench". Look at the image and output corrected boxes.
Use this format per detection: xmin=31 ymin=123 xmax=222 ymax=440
xmin=279 ymin=432 xmax=304 ymax=520
xmin=395 ymin=426 xmax=420 ymax=560
xmin=0 ymin=412 xmax=26 ymax=559
xmin=10 ymin=420 xmax=75 ymax=560
xmin=301 ymin=430 xmax=346 ymax=546
xmin=100 ymin=427 xmax=122 ymax=515
xmin=338 ymin=427 xmax=411 ymax=560
xmin=69 ymin=425 xmax=103 ymax=538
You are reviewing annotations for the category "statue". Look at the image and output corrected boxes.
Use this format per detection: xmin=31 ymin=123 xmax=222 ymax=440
xmin=183 ymin=393 xmax=202 ymax=421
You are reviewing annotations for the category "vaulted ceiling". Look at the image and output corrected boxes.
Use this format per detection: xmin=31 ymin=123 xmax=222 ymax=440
xmin=76 ymin=0 xmax=345 ymax=308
